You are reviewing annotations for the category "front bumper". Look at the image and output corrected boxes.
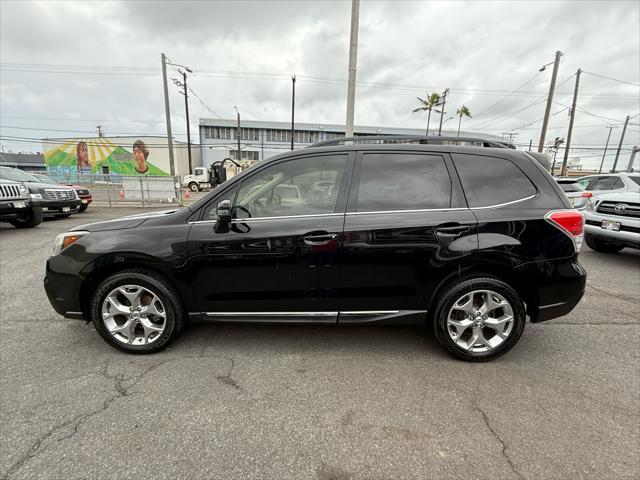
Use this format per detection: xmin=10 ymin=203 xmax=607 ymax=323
xmin=41 ymin=199 xmax=82 ymax=215
xmin=0 ymin=198 xmax=33 ymax=219
xmin=584 ymin=211 xmax=640 ymax=248
xmin=44 ymin=257 xmax=85 ymax=320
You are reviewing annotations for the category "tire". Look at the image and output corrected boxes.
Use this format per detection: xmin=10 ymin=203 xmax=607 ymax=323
xmin=188 ymin=182 xmax=199 ymax=192
xmin=432 ymin=277 xmax=526 ymax=362
xmin=78 ymin=204 xmax=88 ymax=213
xmin=584 ymin=233 xmax=624 ymax=253
xmin=90 ymin=270 xmax=187 ymax=354
xmin=9 ymin=207 xmax=43 ymax=228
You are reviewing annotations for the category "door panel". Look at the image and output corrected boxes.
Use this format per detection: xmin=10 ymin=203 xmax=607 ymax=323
xmin=187 ymin=215 xmax=343 ymax=319
xmin=186 ymin=152 xmax=352 ymax=321
xmin=339 ymin=210 xmax=478 ymax=323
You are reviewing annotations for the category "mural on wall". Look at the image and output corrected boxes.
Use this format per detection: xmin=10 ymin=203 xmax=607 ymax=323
xmin=43 ymin=137 xmax=169 ymax=175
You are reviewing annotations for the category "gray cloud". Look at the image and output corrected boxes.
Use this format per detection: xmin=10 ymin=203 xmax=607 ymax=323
xmin=1 ymin=0 xmax=638 ymax=168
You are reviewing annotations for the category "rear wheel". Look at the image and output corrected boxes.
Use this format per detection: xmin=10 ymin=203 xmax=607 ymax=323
xmin=433 ymin=277 xmax=526 ymax=362
xmin=9 ymin=207 xmax=43 ymax=228
xmin=585 ymin=234 xmax=624 ymax=253
xmin=188 ymin=182 xmax=199 ymax=192
xmin=90 ymin=271 xmax=186 ymax=353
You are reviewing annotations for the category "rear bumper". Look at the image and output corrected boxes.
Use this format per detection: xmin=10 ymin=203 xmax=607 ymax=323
xmin=516 ymin=259 xmax=587 ymax=323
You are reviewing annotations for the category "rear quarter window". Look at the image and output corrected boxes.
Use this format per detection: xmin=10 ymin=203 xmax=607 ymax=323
xmin=452 ymin=154 xmax=537 ymax=208
xmin=558 ymin=182 xmax=584 ymax=193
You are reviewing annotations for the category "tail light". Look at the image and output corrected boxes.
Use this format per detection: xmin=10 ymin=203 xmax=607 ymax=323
xmin=545 ymin=210 xmax=584 ymax=252
xmin=580 ymin=192 xmax=592 ymax=198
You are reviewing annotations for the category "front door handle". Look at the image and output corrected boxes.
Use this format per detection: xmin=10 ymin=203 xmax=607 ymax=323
xmin=303 ymin=233 xmax=338 ymax=245
xmin=435 ymin=224 xmax=472 ymax=237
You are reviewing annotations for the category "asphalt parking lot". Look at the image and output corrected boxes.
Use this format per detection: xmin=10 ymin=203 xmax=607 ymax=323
xmin=1 ymin=207 xmax=638 ymax=480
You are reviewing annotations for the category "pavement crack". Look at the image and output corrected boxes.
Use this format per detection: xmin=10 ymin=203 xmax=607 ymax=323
xmin=474 ymin=405 xmax=524 ymax=480
xmin=1 ymin=360 xmax=169 ymax=480
xmin=215 ymin=356 xmax=241 ymax=390
xmin=586 ymin=283 xmax=640 ymax=306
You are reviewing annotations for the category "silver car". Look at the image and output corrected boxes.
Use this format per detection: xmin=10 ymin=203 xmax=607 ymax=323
xmin=555 ymin=177 xmax=591 ymax=210
xmin=584 ymin=191 xmax=640 ymax=253
xmin=577 ymin=173 xmax=640 ymax=197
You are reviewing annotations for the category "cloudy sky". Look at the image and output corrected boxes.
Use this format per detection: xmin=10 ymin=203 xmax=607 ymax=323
xmin=1 ymin=0 xmax=639 ymax=168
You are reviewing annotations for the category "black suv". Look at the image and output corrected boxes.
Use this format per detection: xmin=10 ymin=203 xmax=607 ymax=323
xmin=44 ymin=137 xmax=586 ymax=361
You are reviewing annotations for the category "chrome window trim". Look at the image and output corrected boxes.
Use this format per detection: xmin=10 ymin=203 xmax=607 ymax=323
xmin=340 ymin=310 xmax=401 ymax=315
xmin=189 ymin=194 xmax=537 ymax=224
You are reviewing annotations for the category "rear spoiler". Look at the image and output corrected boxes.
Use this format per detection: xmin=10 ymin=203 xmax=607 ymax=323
xmin=526 ymin=151 xmax=551 ymax=170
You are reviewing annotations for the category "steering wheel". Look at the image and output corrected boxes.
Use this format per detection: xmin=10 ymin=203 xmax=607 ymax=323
xmin=235 ymin=205 xmax=252 ymax=218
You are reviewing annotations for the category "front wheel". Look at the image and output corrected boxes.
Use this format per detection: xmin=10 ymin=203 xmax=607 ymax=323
xmin=433 ymin=277 xmax=526 ymax=362
xmin=188 ymin=182 xmax=199 ymax=192
xmin=585 ymin=234 xmax=624 ymax=253
xmin=90 ymin=271 xmax=186 ymax=353
xmin=9 ymin=207 xmax=43 ymax=228
xmin=78 ymin=204 xmax=88 ymax=213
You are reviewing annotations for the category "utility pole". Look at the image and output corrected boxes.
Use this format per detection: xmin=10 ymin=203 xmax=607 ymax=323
xmin=538 ymin=50 xmax=562 ymax=152
xmin=437 ymin=88 xmax=450 ymax=136
xmin=612 ymin=115 xmax=630 ymax=172
xmin=97 ymin=126 xmax=104 ymax=137
xmin=345 ymin=0 xmax=360 ymax=138
xmin=181 ymin=71 xmax=193 ymax=173
xmin=561 ymin=68 xmax=581 ymax=177
xmin=291 ymin=75 xmax=296 ymax=150
xmin=626 ymin=146 xmax=639 ymax=172
xmin=598 ymin=126 xmax=617 ymax=173
xmin=528 ymin=139 xmax=532 ymax=151
xmin=234 ymin=106 xmax=241 ymax=162
xmin=161 ymin=53 xmax=176 ymax=177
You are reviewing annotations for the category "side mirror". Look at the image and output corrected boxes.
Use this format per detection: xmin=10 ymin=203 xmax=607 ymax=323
xmin=216 ymin=199 xmax=232 ymax=224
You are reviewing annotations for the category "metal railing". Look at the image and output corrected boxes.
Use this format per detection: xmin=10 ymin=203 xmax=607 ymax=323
xmin=46 ymin=173 xmax=185 ymax=207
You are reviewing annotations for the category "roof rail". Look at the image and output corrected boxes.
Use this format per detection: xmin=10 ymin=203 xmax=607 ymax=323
xmin=307 ymin=135 xmax=513 ymax=149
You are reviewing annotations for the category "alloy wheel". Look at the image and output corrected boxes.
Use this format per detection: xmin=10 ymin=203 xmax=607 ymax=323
xmin=446 ymin=289 xmax=514 ymax=353
xmin=101 ymin=284 xmax=167 ymax=345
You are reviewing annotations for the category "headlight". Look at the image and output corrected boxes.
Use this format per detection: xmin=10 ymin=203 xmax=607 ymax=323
xmin=53 ymin=231 xmax=89 ymax=255
xmin=30 ymin=192 xmax=43 ymax=199
xmin=18 ymin=184 xmax=28 ymax=195
xmin=586 ymin=199 xmax=595 ymax=211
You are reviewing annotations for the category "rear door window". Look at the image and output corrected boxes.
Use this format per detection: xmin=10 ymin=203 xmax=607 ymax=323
xmin=353 ymin=153 xmax=452 ymax=212
xmin=452 ymin=154 xmax=536 ymax=208
xmin=589 ymin=176 xmax=621 ymax=191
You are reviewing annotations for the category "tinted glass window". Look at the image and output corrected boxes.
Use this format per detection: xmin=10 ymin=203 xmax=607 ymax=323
xmin=629 ymin=176 xmax=640 ymax=186
xmin=453 ymin=154 xmax=536 ymax=208
xmin=0 ymin=167 xmax=38 ymax=182
xmin=202 ymin=186 xmax=238 ymax=221
xmin=559 ymin=182 xmax=584 ymax=193
xmin=590 ymin=176 xmax=620 ymax=191
xmin=355 ymin=153 xmax=451 ymax=211
xmin=234 ymin=154 xmax=347 ymax=218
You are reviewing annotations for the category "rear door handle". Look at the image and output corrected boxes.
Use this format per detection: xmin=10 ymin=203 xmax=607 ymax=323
xmin=435 ymin=225 xmax=471 ymax=237
xmin=304 ymin=233 xmax=338 ymax=245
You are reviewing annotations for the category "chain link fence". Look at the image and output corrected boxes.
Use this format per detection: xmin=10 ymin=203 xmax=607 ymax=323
xmin=47 ymin=173 xmax=188 ymax=207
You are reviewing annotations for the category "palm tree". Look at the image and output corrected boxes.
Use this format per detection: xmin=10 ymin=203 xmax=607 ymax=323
xmin=456 ymin=105 xmax=471 ymax=137
xmin=412 ymin=93 xmax=441 ymax=135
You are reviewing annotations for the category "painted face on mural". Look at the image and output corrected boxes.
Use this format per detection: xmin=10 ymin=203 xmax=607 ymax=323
xmin=76 ymin=142 xmax=89 ymax=170
xmin=133 ymin=140 xmax=149 ymax=174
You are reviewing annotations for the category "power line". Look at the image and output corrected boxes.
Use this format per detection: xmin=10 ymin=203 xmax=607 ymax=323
xmin=472 ymin=71 xmax=544 ymax=117
xmin=582 ymin=70 xmax=640 ymax=87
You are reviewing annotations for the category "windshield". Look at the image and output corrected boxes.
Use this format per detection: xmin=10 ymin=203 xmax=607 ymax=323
xmin=33 ymin=174 xmax=60 ymax=184
xmin=0 ymin=167 xmax=38 ymax=183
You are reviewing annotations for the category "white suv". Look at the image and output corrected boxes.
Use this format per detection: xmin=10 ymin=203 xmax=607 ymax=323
xmin=584 ymin=191 xmax=640 ymax=253
xmin=578 ymin=173 xmax=640 ymax=197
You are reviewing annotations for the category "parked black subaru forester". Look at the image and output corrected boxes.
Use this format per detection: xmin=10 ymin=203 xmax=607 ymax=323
xmin=44 ymin=137 xmax=586 ymax=361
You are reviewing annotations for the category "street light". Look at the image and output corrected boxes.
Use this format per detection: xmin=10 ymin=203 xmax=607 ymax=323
xmin=539 ymin=61 xmax=555 ymax=72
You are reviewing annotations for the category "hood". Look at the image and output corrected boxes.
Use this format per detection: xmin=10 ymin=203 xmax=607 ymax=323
xmin=594 ymin=191 xmax=640 ymax=203
xmin=23 ymin=181 xmax=75 ymax=190
xmin=70 ymin=209 xmax=181 ymax=233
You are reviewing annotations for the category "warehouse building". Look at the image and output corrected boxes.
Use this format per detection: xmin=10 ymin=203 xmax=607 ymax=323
xmin=198 ymin=119 xmax=502 ymax=168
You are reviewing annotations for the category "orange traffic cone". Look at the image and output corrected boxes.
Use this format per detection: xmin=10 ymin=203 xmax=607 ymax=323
xmin=184 ymin=189 xmax=190 ymax=199
xmin=119 ymin=189 xmax=125 ymax=200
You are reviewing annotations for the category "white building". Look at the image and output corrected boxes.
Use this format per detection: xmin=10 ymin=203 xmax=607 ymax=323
xmin=198 ymin=118 xmax=502 ymax=169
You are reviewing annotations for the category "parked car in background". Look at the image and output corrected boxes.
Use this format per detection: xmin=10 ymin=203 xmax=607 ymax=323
xmin=577 ymin=173 xmax=640 ymax=196
xmin=0 ymin=179 xmax=43 ymax=228
xmin=28 ymin=172 xmax=92 ymax=212
xmin=0 ymin=166 xmax=81 ymax=217
xmin=555 ymin=177 xmax=592 ymax=210
xmin=584 ymin=191 xmax=640 ymax=253
xmin=44 ymin=137 xmax=586 ymax=362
